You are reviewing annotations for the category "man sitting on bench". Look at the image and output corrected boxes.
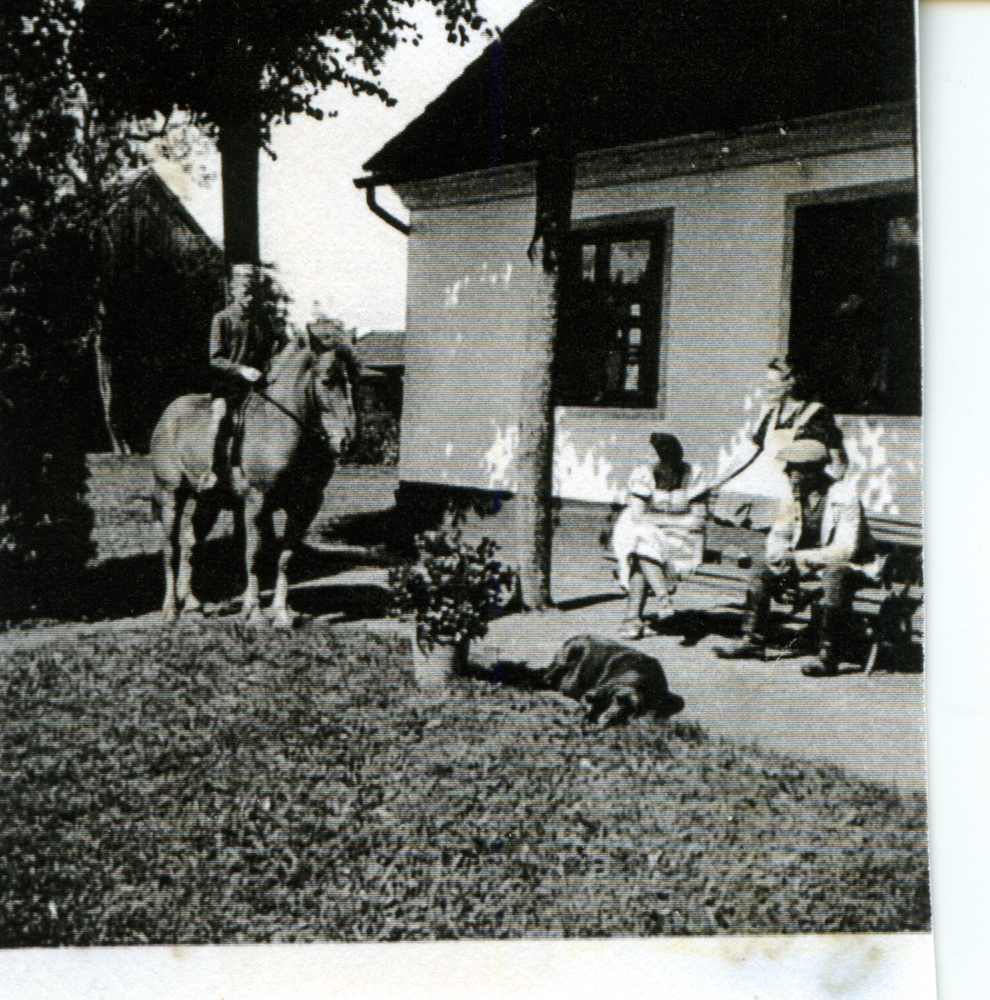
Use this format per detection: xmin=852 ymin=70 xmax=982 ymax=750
xmin=715 ymin=439 xmax=882 ymax=676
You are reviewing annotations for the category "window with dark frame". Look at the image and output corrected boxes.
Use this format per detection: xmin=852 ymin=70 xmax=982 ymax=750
xmin=553 ymin=222 xmax=665 ymax=408
xmin=788 ymin=192 xmax=921 ymax=417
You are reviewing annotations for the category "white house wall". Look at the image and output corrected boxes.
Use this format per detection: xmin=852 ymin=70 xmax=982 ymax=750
xmin=395 ymin=128 xmax=920 ymax=527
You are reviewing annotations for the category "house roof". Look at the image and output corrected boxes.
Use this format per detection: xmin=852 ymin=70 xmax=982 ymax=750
xmin=363 ymin=0 xmax=916 ymax=186
xmin=352 ymin=330 xmax=404 ymax=370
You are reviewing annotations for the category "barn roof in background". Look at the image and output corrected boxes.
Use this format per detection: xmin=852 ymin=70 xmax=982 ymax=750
xmin=363 ymin=0 xmax=916 ymax=185
xmin=122 ymin=167 xmax=217 ymax=246
xmin=352 ymin=330 xmax=405 ymax=371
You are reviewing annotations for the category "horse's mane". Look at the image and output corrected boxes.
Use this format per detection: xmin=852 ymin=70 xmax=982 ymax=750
xmin=265 ymin=337 xmax=359 ymax=392
xmin=265 ymin=337 xmax=311 ymax=387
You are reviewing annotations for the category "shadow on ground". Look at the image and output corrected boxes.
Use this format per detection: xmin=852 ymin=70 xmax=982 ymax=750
xmin=46 ymin=535 xmax=393 ymax=625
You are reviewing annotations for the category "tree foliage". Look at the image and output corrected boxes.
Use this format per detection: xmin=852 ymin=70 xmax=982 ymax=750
xmin=77 ymin=0 xmax=487 ymax=137
xmin=1 ymin=1 xmax=100 ymax=616
xmin=97 ymin=171 xmax=226 ymax=452
xmin=75 ymin=0 xmax=487 ymax=265
xmin=0 ymin=0 xmax=195 ymax=616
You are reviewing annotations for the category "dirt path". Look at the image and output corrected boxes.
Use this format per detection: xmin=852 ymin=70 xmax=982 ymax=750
xmin=477 ymin=583 xmax=928 ymax=795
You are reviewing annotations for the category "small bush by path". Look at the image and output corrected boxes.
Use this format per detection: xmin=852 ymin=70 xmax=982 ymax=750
xmin=0 ymin=624 xmax=929 ymax=945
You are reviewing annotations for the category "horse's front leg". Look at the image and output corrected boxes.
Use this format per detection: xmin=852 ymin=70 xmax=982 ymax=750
xmin=240 ymin=490 xmax=268 ymax=625
xmin=158 ymin=489 xmax=184 ymax=625
xmin=269 ymin=492 xmax=323 ymax=631
xmin=174 ymin=493 xmax=201 ymax=613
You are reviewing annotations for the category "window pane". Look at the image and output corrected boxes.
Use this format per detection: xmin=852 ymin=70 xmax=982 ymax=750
xmin=788 ymin=193 xmax=920 ymax=416
xmin=553 ymin=224 xmax=664 ymax=408
xmin=604 ymin=352 xmax=624 ymax=393
xmin=609 ymin=240 xmax=651 ymax=285
xmin=581 ymin=244 xmax=597 ymax=281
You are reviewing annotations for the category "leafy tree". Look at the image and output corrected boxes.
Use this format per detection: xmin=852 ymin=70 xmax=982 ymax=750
xmin=76 ymin=0 xmax=487 ymax=269
xmin=0 ymin=1 xmax=219 ymax=615
xmin=2 ymin=0 xmax=190 ymax=452
xmin=98 ymin=170 xmax=226 ymax=451
xmin=1 ymin=0 xmax=103 ymax=616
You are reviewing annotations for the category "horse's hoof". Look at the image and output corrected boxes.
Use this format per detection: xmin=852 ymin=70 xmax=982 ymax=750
xmin=245 ymin=608 xmax=267 ymax=628
xmin=181 ymin=600 xmax=204 ymax=617
xmin=271 ymin=613 xmax=295 ymax=632
xmin=161 ymin=607 xmax=179 ymax=626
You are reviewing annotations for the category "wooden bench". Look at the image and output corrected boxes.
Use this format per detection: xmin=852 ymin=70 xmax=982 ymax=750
xmin=607 ymin=514 xmax=923 ymax=672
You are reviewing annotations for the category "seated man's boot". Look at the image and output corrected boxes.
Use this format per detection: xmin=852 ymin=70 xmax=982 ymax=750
xmin=801 ymin=606 xmax=842 ymax=677
xmin=715 ymin=603 xmax=769 ymax=661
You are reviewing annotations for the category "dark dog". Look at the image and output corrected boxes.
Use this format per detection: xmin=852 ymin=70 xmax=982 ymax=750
xmin=543 ymin=635 xmax=685 ymax=727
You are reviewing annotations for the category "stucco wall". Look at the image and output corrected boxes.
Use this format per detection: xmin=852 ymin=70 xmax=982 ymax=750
xmin=399 ymin=193 xmax=546 ymax=494
xmin=395 ymin=133 xmax=920 ymax=528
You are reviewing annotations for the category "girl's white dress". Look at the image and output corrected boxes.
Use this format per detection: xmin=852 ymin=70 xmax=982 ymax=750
xmin=612 ymin=463 xmax=706 ymax=591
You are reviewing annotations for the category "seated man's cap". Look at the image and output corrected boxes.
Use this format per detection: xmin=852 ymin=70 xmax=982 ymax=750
xmin=778 ymin=439 xmax=829 ymax=465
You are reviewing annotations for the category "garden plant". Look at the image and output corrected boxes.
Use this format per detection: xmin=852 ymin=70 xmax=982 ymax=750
xmin=388 ymin=529 xmax=516 ymax=657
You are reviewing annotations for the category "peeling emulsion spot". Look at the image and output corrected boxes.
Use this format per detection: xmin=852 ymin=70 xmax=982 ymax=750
xmin=443 ymin=262 xmax=513 ymax=309
xmin=443 ymin=279 xmax=463 ymax=310
xmin=840 ymin=419 xmax=900 ymax=515
xmin=481 ymin=420 xmax=520 ymax=492
xmin=552 ymin=414 xmax=624 ymax=503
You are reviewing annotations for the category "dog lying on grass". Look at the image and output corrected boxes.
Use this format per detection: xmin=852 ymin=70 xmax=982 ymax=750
xmin=478 ymin=635 xmax=685 ymax=727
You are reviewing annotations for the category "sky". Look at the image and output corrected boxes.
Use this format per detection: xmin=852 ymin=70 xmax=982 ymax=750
xmin=153 ymin=0 xmax=530 ymax=334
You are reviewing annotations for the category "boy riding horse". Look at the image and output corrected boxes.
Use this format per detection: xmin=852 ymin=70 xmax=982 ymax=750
xmin=200 ymin=265 xmax=279 ymax=491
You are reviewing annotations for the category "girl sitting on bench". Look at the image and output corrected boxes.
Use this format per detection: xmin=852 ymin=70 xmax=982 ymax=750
xmin=613 ymin=433 xmax=708 ymax=641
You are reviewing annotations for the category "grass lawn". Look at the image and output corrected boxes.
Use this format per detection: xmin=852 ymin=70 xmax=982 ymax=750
xmin=0 ymin=623 xmax=929 ymax=945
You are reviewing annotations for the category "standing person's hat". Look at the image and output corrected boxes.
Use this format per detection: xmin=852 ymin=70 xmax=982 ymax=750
xmin=777 ymin=439 xmax=829 ymax=465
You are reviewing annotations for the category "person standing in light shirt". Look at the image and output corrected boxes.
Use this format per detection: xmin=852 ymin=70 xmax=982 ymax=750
xmin=714 ymin=356 xmax=848 ymax=529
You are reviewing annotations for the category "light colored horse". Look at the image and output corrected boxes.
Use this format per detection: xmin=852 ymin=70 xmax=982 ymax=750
xmin=150 ymin=336 xmax=358 ymax=628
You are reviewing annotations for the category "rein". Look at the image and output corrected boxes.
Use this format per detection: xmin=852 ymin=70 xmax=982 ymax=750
xmin=250 ymin=384 xmax=331 ymax=446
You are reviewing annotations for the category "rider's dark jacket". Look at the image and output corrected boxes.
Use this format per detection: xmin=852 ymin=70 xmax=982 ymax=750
xmin=209 ymin=303 xmax=277 ymax=402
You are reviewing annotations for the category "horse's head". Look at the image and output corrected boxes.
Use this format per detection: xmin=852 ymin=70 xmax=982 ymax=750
xmin=308 ymin=340 xmax=359 ymax=459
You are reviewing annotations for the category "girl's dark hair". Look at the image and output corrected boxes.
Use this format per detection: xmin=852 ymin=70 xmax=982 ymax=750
xmin=649 ymin=432 xmax=685 ymax=469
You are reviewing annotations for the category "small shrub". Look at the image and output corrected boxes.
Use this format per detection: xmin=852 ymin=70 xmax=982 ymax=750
xmin=388 ymin=529 xmax=516 ymax=652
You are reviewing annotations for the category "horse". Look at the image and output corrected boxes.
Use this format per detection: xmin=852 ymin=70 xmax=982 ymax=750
xmin=149 ymin=334 xmax=359 ymax=628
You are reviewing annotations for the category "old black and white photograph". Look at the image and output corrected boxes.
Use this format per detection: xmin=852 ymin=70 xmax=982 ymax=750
xmin=2 ymin=0 xmax=967 ymax=995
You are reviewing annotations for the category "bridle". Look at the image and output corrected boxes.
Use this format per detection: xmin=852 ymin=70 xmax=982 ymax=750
xmin=250 ymin=350 xmax=355 ymax=451
xmin=250 ymin=384 xmax=333 ymax=446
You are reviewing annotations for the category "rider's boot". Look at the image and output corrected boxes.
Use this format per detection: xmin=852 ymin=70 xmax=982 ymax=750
xmin=198 ymin=397 xmax=226 ymax=491
xmin=227 ymin=404 xmax=250 ymax=494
